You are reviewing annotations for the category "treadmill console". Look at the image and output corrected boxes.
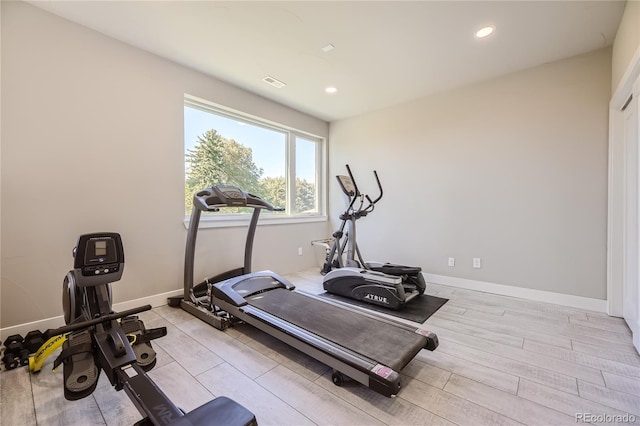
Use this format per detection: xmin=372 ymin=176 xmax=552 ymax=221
xmin=192 ymin=184 xmax=283 ymax=212
xmin=73 ymin=233 xmax=124 ymax=287
xmin=212 ymin=185 xmax=248 ymax=206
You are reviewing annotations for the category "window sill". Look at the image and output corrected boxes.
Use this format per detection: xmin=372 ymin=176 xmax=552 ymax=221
xmin=183 ymin=214 xmax=327 ymax=229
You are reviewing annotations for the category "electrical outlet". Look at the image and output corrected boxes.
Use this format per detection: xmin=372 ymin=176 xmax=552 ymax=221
xmin=298 ymin=247 xmax=303 ymax=256
xmin=448 ymin=257 xmax=455 ymax=267
xmin=473 ymin=258 xmax=482 ymax=268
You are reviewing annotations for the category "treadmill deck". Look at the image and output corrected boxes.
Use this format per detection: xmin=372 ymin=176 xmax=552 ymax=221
xmin=246 ymin=288 xmax=426 ymax=372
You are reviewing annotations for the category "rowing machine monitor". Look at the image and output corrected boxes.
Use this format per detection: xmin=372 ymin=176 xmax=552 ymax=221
xmin=73 ymin=233 xmax=124 ymax=287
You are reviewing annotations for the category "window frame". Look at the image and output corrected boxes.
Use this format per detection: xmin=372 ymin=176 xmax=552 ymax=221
xmin=183 ymin=95 xmax=327 ymax=229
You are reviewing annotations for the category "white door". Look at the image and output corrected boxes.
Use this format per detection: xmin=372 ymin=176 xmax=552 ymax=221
xmin=623 ymin=75 xmax=640 ymax=352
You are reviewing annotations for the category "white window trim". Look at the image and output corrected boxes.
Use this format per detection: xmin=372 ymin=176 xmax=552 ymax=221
xmin=182 ymin=214 xmax=328 ymax=230
xmin=184 ymin=95 xmax=327 ymax=228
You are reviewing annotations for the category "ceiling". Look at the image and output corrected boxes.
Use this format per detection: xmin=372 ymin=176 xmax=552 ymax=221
xmin=28 ymin=1 xmax=626 ymax=122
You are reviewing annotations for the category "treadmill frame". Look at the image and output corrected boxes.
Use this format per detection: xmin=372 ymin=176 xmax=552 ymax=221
xmin=176 ymin=185 xmax=437 ymax=397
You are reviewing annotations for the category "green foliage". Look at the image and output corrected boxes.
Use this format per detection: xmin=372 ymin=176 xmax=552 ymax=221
xmin=185 ymin=129 xmax=316 ymax=215
xmin=295 ymin=179 xmax=316 ymax=213
xmin=260 ymin=176 xmax=286 ymax=210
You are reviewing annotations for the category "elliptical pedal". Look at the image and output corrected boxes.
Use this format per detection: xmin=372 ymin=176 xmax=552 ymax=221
xmin=402 ymin=283 xmax=418 ymax=292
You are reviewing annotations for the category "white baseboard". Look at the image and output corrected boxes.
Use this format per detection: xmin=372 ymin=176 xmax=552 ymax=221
xmin=1 ymin=274 xmax=609 ymax=341
xmin=424 ymin=273 xmax=607 ymax=313
xmin=0 ymin=289 xmax=183 ymax=342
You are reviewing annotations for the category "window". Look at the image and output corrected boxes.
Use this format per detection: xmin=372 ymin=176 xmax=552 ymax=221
xmin=184 ymin=96 xmax=326 ymax=226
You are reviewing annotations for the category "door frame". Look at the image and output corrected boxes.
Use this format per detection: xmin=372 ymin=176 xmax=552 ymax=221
xmin=608 ymin=47 xmax=640 ymax=329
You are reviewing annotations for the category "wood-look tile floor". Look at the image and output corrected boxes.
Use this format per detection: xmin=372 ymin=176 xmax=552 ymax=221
xmin=2 ymin=268 xmax=639 ymax=425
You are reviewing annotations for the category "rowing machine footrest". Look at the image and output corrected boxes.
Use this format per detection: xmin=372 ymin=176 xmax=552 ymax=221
xmin=121 ymin=317 xmax=166 ymax=371
xmin=54 ymin=330 xmax=99 ymax=401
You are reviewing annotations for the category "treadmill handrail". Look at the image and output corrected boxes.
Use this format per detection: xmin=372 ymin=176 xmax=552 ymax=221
xmin=184 ymin=185 xmax=284 ymax=303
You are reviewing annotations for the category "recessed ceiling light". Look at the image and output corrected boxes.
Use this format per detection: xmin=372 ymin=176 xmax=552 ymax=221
xmin=475 ymin=26 xmax=495 ymax=39
xmin=325 ymin=86 xmax=337 ymax=94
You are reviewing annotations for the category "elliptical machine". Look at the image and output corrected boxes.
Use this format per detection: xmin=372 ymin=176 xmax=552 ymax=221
xmin=322 ymin=165 xmax=426 ymax=310
xmin=58 ymin=232 xmax=256 ymax=425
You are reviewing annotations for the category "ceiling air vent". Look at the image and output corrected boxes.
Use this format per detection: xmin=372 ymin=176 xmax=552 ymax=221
xmin=262 ymin=75 xmax=286 ymax=89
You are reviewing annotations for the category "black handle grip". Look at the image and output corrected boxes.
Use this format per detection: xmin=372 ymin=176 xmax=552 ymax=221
xmin=345 ymin=164 xmax=360 ymax=196
xmin=371 ymin=170 xmax=383 ymax=204
xmin=46 ymin=305 xmax=152 ymax=338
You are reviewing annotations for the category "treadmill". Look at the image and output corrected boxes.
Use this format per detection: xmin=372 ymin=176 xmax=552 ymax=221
xmin=171 ymin=185 xmax=438 ymax=397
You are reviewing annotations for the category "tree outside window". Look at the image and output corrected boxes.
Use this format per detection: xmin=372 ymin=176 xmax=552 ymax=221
xmin=184 ymin=101 xmax=321 ymax=217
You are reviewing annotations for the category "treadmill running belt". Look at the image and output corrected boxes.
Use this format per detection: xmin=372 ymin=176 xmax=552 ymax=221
xmin=246 ymin=289 xmax=425 ymax=371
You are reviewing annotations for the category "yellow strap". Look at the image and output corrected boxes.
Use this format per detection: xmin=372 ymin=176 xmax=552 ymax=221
xmin=28 ymin=334 xmax=66 ymax=373
xmin=29 ymin=331 xmax=138 ymax=373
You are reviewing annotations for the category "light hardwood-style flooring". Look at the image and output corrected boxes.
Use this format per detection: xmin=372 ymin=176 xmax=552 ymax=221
xmin=1 ymin=268 xmax=639 ymax=425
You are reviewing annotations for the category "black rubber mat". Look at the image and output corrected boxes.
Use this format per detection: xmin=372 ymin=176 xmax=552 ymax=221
xmin=318 ymin=292 xmax=448 ymax=323
xmin=247 ymin=289 xmax=426 ymax=371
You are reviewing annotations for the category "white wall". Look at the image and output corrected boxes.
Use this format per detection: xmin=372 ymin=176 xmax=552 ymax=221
xmin=0 ymin=1 xmax=329 ymax=329
xmin=329 ymin=48 xmax=611 ymax=301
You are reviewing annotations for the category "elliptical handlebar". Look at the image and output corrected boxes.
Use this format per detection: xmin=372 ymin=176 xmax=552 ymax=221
xmin=345 ymin=164 xmax=360 ymax=197
xmin=371 ymin=170 xmax=383 ymax=204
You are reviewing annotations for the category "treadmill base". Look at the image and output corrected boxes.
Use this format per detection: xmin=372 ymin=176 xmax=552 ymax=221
xmin=180 ymin=300 xmax=231 ymax=330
